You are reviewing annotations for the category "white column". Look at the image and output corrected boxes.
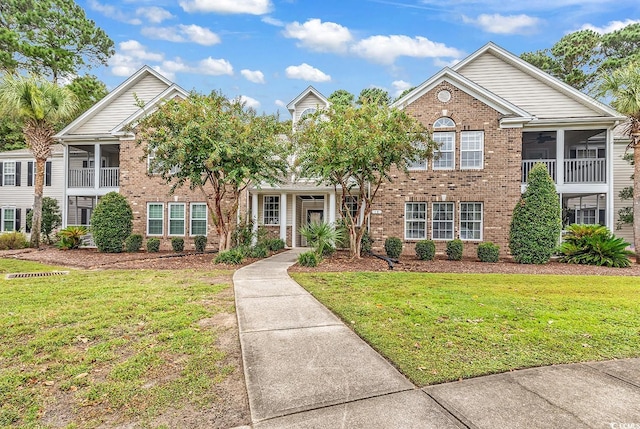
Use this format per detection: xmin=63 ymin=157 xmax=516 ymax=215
xmin=328 ymin=192 xmax=336 ymax=224
xmin=251 ymin=193 xmax=258 ymax=246
xmin=556 ymin=130 xmax=564 ymax=186
xmin=94 ymin=143 xmax=101 ymax=189
xmin=606 ymin=127 xmax=615 ymax=230
xmin=63 ymin=144 xmax=69 ymax=227
xmin=291 ymin=195 xmax=297 ymax=247
xmin=280 ymin=192 xmax=287 ymax=243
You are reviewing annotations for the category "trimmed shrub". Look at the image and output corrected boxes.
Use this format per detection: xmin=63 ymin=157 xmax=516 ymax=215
xmin=384 ymin=237 xmax=403 ymax=259
xmin=215 ymin=248 xmax=245 ymax=265
xmin=146 ymin=238 xmax=160 ymax=253
xmin=298 ymin=250 xmax=320 ymax=267
xmin=125 ymin=234 xmax=143 ymax=253
xmin=57 ymin=226 xmax=87 ymax=250
xmin=0 ymin=231 xmax=29 ymax=250
xmin=509 ymin=163 xmax=562 ymax=264
xmin=171 ymin=237 xmax=184 ymax=252
xmin=26 ymin=197 xmax=61 ymax=244
xmin=262 ymin=237 xmax=285 ymax=251
xmin=90 ymin=192 xmax=133 ymax=253
xmin=415 ymin=240 xmax=436 ymax=260
xmin=558 ymin=224 xmax=633 ymax=268
xmin=477 ymin=242 xmax=500 ymax=263
xmin=446 ymin=239 xmax=463 ymax=261
xmin=194 ymin=235 xmax=207 ymax=252
xmin=249 ymin=245 xmax=268 ymax=258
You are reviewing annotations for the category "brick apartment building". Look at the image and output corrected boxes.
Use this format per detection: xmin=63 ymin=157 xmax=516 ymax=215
xmin=51 ymin=42 xmax=626 ymax=254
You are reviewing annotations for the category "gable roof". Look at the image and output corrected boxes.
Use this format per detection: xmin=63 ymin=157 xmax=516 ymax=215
xmin=55 ymin=66 xmax=186 ymax=140
xmin=391 ymin=67 xmax=533 ymax=126
xmin=286 ymin=86 xmax=329 ymax=112
xmin=452 ymin=42 xmax=623 ymax=121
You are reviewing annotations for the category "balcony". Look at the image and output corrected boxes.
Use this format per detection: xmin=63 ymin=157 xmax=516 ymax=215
xmin=521 ymin=159 xmax=606 ymax=184
xmin=68 ymin=167 xmax=119 ymax=188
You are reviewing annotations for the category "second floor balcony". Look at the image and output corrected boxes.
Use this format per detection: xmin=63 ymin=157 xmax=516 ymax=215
xmin=521 ymin=158 xmax=606 ymax=184
xmin=68 ymin=143 xmax=120 ymax=189
xmin=68 ymin=167 xmax=120 ymax=188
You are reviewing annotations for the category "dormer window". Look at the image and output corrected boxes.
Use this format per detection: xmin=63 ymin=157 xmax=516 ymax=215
xmin=433 ymin=117 xmax=455 ymax=128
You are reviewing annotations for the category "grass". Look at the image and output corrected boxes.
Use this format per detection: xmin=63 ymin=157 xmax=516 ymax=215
xmin=0 ymin=259 xmax=235 ymax=428
xmin=291 ymin=272 xmax=640 ymax=386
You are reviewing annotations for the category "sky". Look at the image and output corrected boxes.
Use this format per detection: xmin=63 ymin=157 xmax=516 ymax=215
xmin=79 ymin=0 xmax=640 ymax=116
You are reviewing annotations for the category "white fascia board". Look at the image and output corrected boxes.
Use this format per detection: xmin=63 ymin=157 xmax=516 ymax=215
xmin=453 ymin=42 xmax=622 ymax=118
xmin=55 ymin=66 xmax=174 ymax=139
xmin=285 ymin=86 xmax=329 ymax=112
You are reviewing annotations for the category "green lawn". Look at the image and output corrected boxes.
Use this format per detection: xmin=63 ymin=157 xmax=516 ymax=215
xmin=291 ymin=272 xmax=640 ymax=386
xmin=0 ymin=259 xmax=235 ymax=428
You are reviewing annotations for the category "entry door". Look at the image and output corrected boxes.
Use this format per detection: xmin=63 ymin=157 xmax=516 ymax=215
xmin=307 ymin=209 xmax=324 ymax=225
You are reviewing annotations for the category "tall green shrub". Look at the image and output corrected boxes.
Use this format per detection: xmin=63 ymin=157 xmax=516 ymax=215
xmin=509 ymin=163 xmax=562 ymax=264
xmin=91 ymin=192 xmax=133 ymax=253
xmin=26 ymin=197 xmax=61 ymax=244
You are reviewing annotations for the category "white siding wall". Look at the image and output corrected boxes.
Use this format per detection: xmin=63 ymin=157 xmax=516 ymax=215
xmin=293 ymin=94 xmax=328 ymax=123
xmin=612 ymin=141 xmax=634 ymax=244
xmin=457 ymin=53 xmax=598 ymax=119
xmin=74 ymin=75 xmax=169 ymax=135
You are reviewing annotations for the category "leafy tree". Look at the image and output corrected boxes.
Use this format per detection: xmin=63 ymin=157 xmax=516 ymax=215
xmin=598 ymin=62 xmax=640 ymax=263
xmin=0 ymin=75 xmax=77 ymax=247
xmin=328 ymin=89 xmax=355 ymax=107
xmin=26 ymin=196 xmax=61 ymax=244
xmin=91 ymin=192 xmax=133 ymax=253
xmin=509 ymin=163 xmax=562 ymax=264
xmin=295 ymin=100 xmax=434 ymax=258
xmin=521 ymin=24 xmax=640 ymax=93
xmin=394 ymin=86 xmax=417 ymax=102
xmin=0 ymin=0 xmax=114 ymax=82
xmin=136 ymin=92 xmax=290 ymax=251
xmin=357 ymin=88 xmax=391 ymax=106
xmin=0 ymin=116 xmax=25 ymax=151
xmin=616 ymin=152 xmax=633 ymax=229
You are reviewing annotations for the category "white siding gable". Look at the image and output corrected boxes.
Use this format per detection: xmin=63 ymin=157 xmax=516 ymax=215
xmin=293 ymin=93 xmax=328 ymax=123
xmin=74 ymin=74 xmax=170 ymax=136
xmin=456 ymin=52 xmax=600 ymax=119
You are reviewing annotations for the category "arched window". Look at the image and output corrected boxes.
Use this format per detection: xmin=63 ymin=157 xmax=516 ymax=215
xmin=299 ymin=107 xmax=317 ymax=119
xmin=433 ymin=117 xmax=455 ymax=128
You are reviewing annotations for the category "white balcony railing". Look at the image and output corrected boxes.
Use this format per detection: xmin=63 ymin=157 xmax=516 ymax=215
xmin=100 ymin=167 xmax=120 ymax=187
xmin=564 ymin=159 xmax=606 ymax=183
xmin=521 ymin=159 xmax=556 ymax=183
xmin=522 ymin=159 xmax=606 ymax=184
xmin=68 ymin=168 xmax=94 ymax=188
xmin=69 ymin=167 xmax=120 ymax=188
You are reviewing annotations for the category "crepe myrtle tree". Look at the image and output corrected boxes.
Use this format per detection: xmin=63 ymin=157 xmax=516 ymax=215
xmin=294 ymin=99 xmax=435 ymax=258
xmin=135 ymin=91 xmax=290 ymax=251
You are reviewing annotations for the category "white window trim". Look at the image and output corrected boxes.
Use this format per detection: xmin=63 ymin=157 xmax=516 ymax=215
xmin=189 ymin=202 xmax=208 ymax=237
xmin=1 ymin=207 xmax=16 ymax=232
xmin=459 ymin=202 xmax=483 ymax=241
xmin=460 ymin=131 xmax=484 ymax=170
xmin=3 ymin=161 xmax=16 ymax=186
xmin=432 ymin=202 xmax=454 ymax=241
xmin=263 ymin=195 xmax=280 ymax=226
xmin=433 ymin=117 xmax=456 ymax=129
xmin=168 ymin=202 xmax=185 ymax=236
xmin=404 ymin=202 xmax=427 ymax=241
xmin=147 ymin=203 xmax=164 ymax=236
xmin=432 ymin=132 xmax=455 ymax=170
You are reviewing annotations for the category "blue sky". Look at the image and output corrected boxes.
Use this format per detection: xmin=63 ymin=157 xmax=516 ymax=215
xmin=80 ymin=0 xmax=640 ymax=115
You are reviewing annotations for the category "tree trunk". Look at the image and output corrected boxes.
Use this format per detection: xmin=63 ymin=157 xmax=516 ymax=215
xmin=633 ymin=137 xmax=640 ymax=264
xmin=31 ymin=157 xmax=46 ymax=248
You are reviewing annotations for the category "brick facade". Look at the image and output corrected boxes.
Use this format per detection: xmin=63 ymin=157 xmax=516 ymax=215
xmin=368 ymin=83 xmax=523 ymax=257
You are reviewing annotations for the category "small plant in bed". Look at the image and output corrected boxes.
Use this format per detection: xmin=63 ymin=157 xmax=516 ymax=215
xmin=558 ymin=224 xmax=632 ymax=267
xmin=477 ymin=242 xmax=500 ymax=263
xmin=415 ymin=240 xmax=436 ymax=261
xmin=384 ymin=237 xmax=403 ymax=259
xmin=171 ymin=237 xmax=185 ymax=252
xmin=446 ymin=239 xmax=463 ymax=260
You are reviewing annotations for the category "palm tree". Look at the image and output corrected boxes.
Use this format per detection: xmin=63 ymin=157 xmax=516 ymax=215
xmin=0 ymin=75 xmax=77 ymax=247
xmin=598 ymin=62 xmax=640 ymax=263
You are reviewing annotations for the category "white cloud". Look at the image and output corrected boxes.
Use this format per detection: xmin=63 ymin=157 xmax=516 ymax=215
xmin=283 ymin=19 xmax=353 ymax=54
xmin=275 ymin=99 xmax=286 ymax=107
xmin=433 ymin=57 xmax=462 ymax=68
xmin=119 ymin=40 xmax=164 ymax=61
xmin=241 ymin=69 xmax=265 ymax=84
xmin=198 ymin=57 xmax=234 ymax=76
xmin=262 ymin=16 xmax=284 ymax=27
xmin=238 ymin=95 xmax=261 ymax=109
xmin=141 ymin=24 xmax=220 ymax=46
xmin=88 ymin=0 xmax=141 ymax=24
xmin=136 ymin=6 xmax=174 ymax=23
xmin=285 ymin=63 xmax=331 ymax=82
xmin=579 ymin=19 xmax=640 ymax=34
xmin=462 ymin=14 xmax=540 ymax=35
xmin=351 ymin=35 xmax=463 ymax=65
xmin=391 ymin=80 xmax=412 ymax=97
xmin=110 ymin=40 xmax=165 ymax=76
xmin=180 ymin=0 xmax=272 ymax=15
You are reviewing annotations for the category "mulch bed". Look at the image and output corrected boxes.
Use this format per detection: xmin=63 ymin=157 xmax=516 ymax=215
xmin=2 ymin=247 xmax=639 ymax=275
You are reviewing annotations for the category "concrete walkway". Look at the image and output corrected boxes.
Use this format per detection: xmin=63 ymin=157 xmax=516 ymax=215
xmin=233 ymin=249 xmax=640 ymax=428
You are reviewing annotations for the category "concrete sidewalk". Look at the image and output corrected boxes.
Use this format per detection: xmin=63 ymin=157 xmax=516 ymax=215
xmin=233 ymin=249 xmax=640 ymax=428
